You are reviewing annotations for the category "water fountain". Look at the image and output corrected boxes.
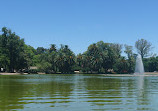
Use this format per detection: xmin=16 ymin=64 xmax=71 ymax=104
xmin=134 ymin=54 xmax=144 ymax=75
xmin=134 ymin=54 xmax=145 ymax=96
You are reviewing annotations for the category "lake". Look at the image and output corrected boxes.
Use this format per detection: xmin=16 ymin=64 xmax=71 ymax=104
xmin=0 ymin=74 xmax=158 ymax=111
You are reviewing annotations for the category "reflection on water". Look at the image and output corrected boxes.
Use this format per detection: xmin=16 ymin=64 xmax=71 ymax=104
xmin=0 ymin=74 xmax=158 ymax=111
xmin=137 ymin=76 xmax=145 ymax=97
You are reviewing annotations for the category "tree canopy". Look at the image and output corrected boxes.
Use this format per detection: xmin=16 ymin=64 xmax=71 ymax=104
xmin=135 ymin=39 xmax=152 ymax=58
xmin=0 ymin=27 xmax=157 ymax=74
xmin=0 ymin=27 xmax=26 ymax=72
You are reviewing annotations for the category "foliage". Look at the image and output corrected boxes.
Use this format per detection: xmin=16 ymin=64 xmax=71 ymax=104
xmin=75 ymin=41 xmax=124 ymax=73
xmin=143 ymin=57 xmax=158 ymax=72
xmin=0 ymin=27 xmax=157 ymax=74
xmin=124 ymin=45 xmax=135 ymax=73
xmin=55 ymin=45 xmax=75 ymax=73
xmin=0 ymin=27 xmax=27 ymax=72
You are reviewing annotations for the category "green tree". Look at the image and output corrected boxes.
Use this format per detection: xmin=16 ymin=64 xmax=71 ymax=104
xmin=73 ymin=53 xmax=83 ymax=71
xmin=124 ymin=45 xmax=135 ymax=73
xmin=0 ymin=27 xmax=26 ymax=72
xmin=86 ymin=43 xmax=102 ymax=73
xmin=80 ymin=41 xmax=123 ymax=73
xmin=143 ymin=57 xmax=158 ymax=72
xmin=36 ymin=47 xmax=46 ymax=55
xmin=97 ymin=41 xmax=122 ymax=73
xmin=23 ymin=45 xmax=36 ymax=68
xmin=48 ymin=44 xmax=57 ymax=73
xmin=113 ymin=57 xmax=128 ymax=74
xmin=55 ymin=45 xmax=75 ymax=73
xmin=49 ymin=44 xmax=56 ymax=52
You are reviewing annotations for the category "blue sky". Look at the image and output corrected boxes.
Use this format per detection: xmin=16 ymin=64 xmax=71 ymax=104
xmin=0 ymin=0 xmax=158 ymax=55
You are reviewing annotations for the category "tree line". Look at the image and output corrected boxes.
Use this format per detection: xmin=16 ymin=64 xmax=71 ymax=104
xmin=0 ymin=27 xmax=156 ymax=74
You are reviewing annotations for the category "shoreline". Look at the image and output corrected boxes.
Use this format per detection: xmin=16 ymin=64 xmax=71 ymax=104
xmin=0 ymin=72 xmax=158 ymax=75
xmin=0 ymin=73 xmax=28 ymax=75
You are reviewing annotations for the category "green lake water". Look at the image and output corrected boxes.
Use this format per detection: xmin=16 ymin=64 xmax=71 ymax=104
xmin=0 ymin=74 xmax=158 ymax=111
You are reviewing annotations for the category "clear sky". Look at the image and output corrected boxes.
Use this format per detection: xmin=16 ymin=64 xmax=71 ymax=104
xmin=0 ymin=0 xmax=158 ymax=55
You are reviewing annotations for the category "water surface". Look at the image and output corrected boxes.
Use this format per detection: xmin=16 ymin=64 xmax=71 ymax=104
xmin=0 ymin=74 xmax=158 ymax=111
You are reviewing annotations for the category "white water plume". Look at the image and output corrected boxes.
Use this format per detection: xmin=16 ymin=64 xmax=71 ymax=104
xmin=134 ymin=54 xmax=144 ymax=75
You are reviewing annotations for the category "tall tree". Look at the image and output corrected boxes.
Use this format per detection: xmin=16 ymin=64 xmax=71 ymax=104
xmin=124 ymin=45 xmax=135 ymax=73
xmin=0 ymin=27 xmax=26 ymax=72
xmin=49 ymin=44 xmax=56 ymax=52
xmin=36 ymin=47 xmax=46 ymax=55
xmin=87 ymin=43 xmax=102 ymax=73
xmin=55 ymin=45 xmax=75 ymax=73
xmin=135 ymin=39 xmax=152 ymax=58
xmin=49 ymin=44 xmax=57 ymax=72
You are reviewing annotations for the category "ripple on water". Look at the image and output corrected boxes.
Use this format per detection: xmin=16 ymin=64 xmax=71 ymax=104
xmin=0 ymin=74 xmax=158 ymax=111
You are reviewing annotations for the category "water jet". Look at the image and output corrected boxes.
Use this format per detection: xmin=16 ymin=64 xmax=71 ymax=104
xmin=134 ymin=54 xmax=144 ymax=75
